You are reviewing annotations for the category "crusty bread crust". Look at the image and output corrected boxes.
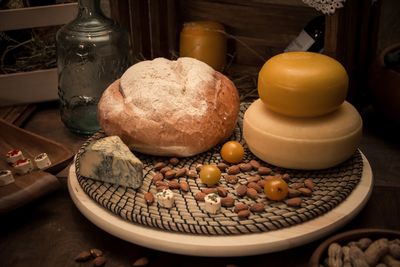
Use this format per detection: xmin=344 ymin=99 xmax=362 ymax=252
xmin=98 ymin=66 xmax=240 ymax=157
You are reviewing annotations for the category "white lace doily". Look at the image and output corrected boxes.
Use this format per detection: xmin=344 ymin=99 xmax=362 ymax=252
xmin=302 ymin=0 xmax=346 ymax=14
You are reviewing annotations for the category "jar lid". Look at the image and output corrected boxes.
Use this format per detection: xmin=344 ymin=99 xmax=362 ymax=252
xmin=181 ymin=21 xmax=225 ymax=34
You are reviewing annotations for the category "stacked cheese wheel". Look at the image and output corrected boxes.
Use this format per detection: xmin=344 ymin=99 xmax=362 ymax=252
xmin=243 ymin=52 xmax=362 ymax=170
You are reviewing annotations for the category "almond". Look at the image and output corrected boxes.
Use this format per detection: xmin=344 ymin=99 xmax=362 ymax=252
xmin=93 ymin=256 xmax=107 ymax=267
xmin=195 ymin=164 xmax=203 ymax=172
xmin=217 ymin=187 xmax=228 ymax=197
xmin=202 ymin=188 xmax=218 ymax=194
xmin=180 ymin=181 xmax=189 ymax=192
xmin=249 ymin=159 xmax=261 ymax=170
xmin=288 ymin=188 xmax=301 ymax=198
xmin=221 ymin=196 xmax=235 ymax=207
xmin=75 ymin=251 xmax=92 ymax=262
xmin=195 ymin=192 xmax=206 ymax=201
xmin=152 ymin=172 xmax=164 ymax=182
xmin=164 ymin=170 xmax=176 ymax=179
xmin=160 ymin=166 xmax=172 ymax=175
xmin=224 ymin=175 xmax=238 ymax=184
xmin=264 ymin=175 xmax=276 ymax=181
xmin=187 ymin=169 xmax=197 ymax=178
xmin=217 ymin=162 xmax=229 ymax=172
xmin=298 ymin=187 xmax=312 ymax=196
xmin=248 ymin=175 xmax=261 ymax=183
xmin=234 ymin=203 xmax=249 ymax=213
xmin=237 ymin=209 xmax=251 ymax=219
xmin=144 ymin=192 xmax=154 ymax=204
xmin=155 ymin=181 xmax=169 ymax=191
xmin=169 ymin=157 xmax=179 ymax=166
xmin=250 ymin=202 xmax=265 ymax=212
xmin=282 ymin=173 xmax=291 ymax=182
xmin=175 ymin=168 xmax=187 ymax=178
xmin=132 ymin=257 xmax=149 ymax=267
xmin=258 ymin=166 xmax=272 ymax=175
xmin=236 ymin=184 xmax=247 ymax=197
xmin=290 ymin=182 xmax=304 ymax=190
xmin=155 ymin=181 xmax=168 ymax=187
xmin=257 ymin=179 xmax=267 ymax=188
xmin=239 ymin=163 xmax=253 ymax=172
xmin=247 ymin=182 xmax=263 ymax=193
xmin=156 ymin=185 xmax=169 ymax=191
xmin=227 ymin=165 xmax=240 ymax=175
xmin=304 ymin=178 xmax=315 ymax=190
xmin=168 ymin=180 xmax=180 ymax=189
xmin=90 ymin=248 xmax=103 ymax=258
xmin=154 ymin=161 xmax=166 ymax=171
xmin=246 ymin=188 xmax=258 ymax=200
xmin=285 ymin=197 xmax=302 ymax=207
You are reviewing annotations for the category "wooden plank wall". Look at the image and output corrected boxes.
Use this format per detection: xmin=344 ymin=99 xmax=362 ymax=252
xmin=109 ymin=0 xmax=381 ymax=105
xmin=325 ymin=0 xmax=381 ymax=106
xmin=110 ymin=0 xmax=319 ymax=67
xmin=110 ymin=0 xmax=178 ymax=62
xmin=178 ymin=0 xmax=319 ymax=67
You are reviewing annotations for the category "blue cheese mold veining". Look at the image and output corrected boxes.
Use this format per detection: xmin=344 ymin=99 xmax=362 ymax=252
xmin=79 ymin=136 xmax=143 ymax=189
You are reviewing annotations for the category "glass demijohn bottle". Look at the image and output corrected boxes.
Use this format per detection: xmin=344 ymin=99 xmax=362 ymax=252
xmin=56 ymin=0 xmax=130 ymax=135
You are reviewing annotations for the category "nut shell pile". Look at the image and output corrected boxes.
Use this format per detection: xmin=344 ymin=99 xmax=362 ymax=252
xmin=323 ymin=238 xmax=400 ymax=267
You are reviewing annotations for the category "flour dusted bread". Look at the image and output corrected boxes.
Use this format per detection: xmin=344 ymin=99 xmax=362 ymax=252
xmin=98 ymin=57 xmax=240 ymax=157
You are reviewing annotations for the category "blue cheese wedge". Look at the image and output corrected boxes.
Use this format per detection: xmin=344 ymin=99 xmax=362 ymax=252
xmin=79 ymin=136 xmax=143 ymax=189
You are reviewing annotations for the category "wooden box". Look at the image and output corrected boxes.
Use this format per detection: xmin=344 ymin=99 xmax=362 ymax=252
xmin=0 ymin=0 xmax=382 ymax=107
xmin=0 ymin=3 xmax=77 ymax=106
xmin=110 ymin=0 xmax=382 ymax=106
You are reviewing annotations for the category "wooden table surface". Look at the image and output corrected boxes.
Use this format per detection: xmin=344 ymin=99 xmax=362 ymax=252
xmin=1 ymin=101 xmax=400 ymax=267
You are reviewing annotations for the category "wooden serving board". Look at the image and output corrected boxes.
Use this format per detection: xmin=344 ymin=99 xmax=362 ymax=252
xmin=0 ymin=119 xmax=74 ymax=213
xmin=68 ymin=155 xmax=373 ymax=257
xmin=68 ymin=153 xmax=373 ymax=256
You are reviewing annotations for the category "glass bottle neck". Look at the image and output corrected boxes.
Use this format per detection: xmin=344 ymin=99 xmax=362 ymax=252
xmin=78 ymin=0 xmax=103 ymax=19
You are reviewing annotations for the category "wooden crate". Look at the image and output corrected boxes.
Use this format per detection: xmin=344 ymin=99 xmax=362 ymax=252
xmin=110 ymin=0 xmax=381 ymax=106
xmin=0 ymin=3 xmax=77 ymax=106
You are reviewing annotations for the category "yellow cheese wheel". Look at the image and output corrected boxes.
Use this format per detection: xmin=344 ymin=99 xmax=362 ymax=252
xmin=258 ymin=52 xmax=348 ymax=117
xmin=243 ymin=99 xmax=362 ymax=170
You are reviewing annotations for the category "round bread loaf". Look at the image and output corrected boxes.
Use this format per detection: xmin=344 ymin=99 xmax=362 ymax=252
xmin=98 ymin=57 xmax=240 ymax=157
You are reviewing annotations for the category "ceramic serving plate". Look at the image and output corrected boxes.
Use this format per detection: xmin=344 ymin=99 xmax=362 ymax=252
xmin=68 ymin=152 xmax=373 ymax=257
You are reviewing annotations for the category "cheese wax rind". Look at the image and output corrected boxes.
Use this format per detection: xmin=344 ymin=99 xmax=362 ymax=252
xmin=243 ymin=99 xmax=362 ymax=170
xmin=258 ymin=52 xmax=348 ymax=117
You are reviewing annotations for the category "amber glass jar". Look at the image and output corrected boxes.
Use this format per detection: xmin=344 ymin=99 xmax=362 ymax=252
xmin=180 ymin=21 xmax=227 ymax=72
